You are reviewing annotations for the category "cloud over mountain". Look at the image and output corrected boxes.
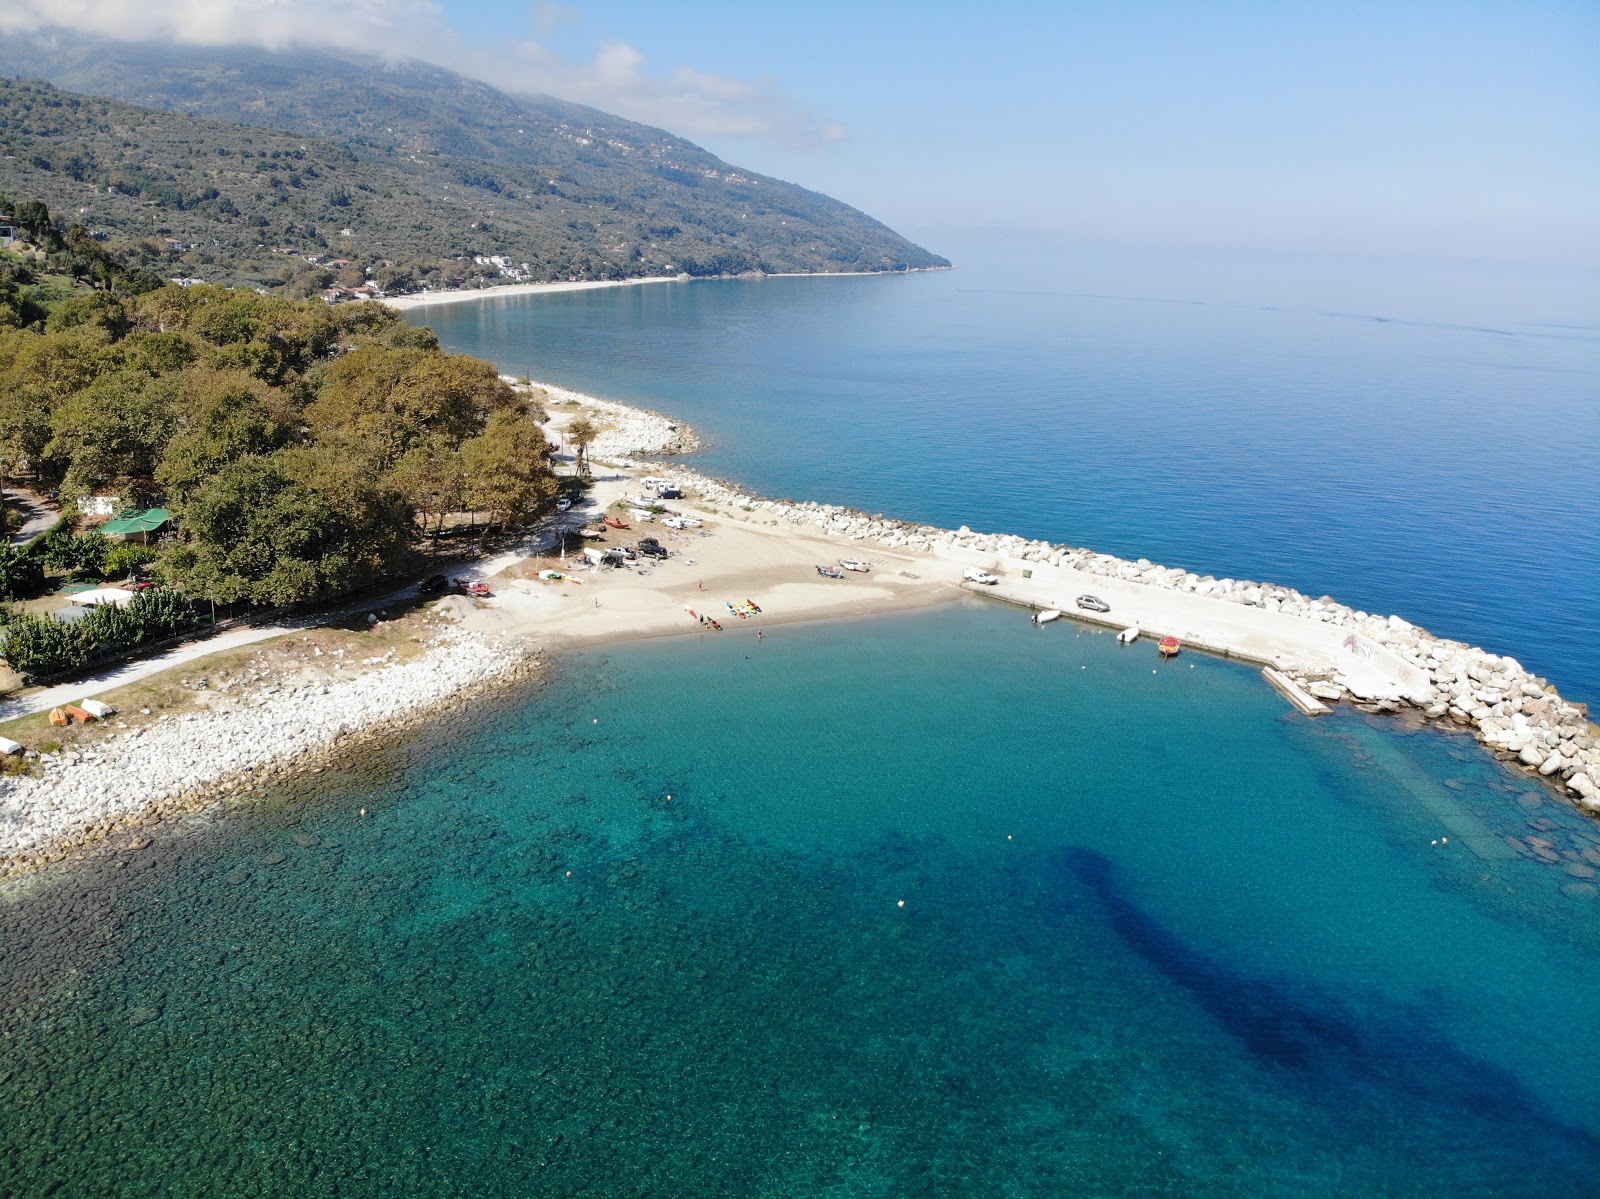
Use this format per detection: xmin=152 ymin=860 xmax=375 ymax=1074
xmin=0 ymin=0 xmax=845 ymax=145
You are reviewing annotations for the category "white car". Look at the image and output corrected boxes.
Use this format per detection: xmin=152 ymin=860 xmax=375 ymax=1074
xmin=962 ymin=568 xmax=999 ymax=585
xmin=555 ymin=497 xmax=572 ymax=511
xmin=661 ymin=516 xmax=703 ymax=529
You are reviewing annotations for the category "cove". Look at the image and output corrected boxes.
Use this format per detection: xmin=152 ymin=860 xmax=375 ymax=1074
xmin=2 ymin=604 xmax=1596 ymax=1196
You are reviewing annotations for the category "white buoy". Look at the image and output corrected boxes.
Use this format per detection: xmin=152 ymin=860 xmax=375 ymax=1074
xmin=897 ymin=899 xmax=905 ymax=908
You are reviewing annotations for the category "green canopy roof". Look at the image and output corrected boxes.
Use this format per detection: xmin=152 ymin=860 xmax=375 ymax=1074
xmin=100 ymin=508 xmax=170 ymax=536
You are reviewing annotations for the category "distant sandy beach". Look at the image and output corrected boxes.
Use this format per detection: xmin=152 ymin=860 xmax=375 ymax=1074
xmin=382 ymin=276 xmax=681 ymax=311
xmin=380 ymin=267 xmax=949 ymax=312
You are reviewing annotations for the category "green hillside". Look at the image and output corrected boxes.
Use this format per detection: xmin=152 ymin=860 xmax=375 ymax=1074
xmin=0 ymin=39 xmax=947 ymax=292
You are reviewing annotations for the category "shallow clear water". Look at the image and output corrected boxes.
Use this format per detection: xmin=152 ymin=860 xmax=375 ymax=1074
xmin=3 ymin=606 xmax=1597 ymax=1196
xmin=414 ymin=240 xmax=1600 ymax=702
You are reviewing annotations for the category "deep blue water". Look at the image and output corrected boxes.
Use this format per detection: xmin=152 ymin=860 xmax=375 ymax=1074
xmin=2 ymin=606 xmax=1597 ymax=1195
xmin=413 ymin=238 xmax=1600 ymax=702
xmin=3 ymin=244 xmax=1597 ymax=1197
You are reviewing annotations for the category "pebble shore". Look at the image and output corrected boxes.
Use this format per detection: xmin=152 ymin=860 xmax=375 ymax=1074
xmin=0 ymin=629 xmax=533 ymax=877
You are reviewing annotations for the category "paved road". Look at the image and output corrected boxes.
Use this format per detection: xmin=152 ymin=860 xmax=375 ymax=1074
xmin=4 ymin=489 xmax=60 ymax=546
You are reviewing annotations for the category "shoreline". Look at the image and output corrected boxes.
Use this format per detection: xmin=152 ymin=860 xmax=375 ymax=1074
xmin=380 ymin=276 xmax=680 ymax=312
xmin=3 ymin=388 xmax=1597 ymax=880
xmin=379 ymin=265 xmax=950 ymax=313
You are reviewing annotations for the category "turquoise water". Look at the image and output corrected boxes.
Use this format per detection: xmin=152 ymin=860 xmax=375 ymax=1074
xmin=414 ymin=240 xmax=1600 ymax=702
xmin=3 ymin=605 xmax=1597 ymax=1195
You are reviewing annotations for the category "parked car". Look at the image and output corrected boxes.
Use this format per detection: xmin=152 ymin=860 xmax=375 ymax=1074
xmin=556 ymin=497 xmax=572 ymax=511
xmin=419 ymin=574 xmax=449 ymax=595
xmin=1076 ymin=594 xmax=1111 ymax=613
xmin=656 ymin=486 xmax=684 ymax=499
xmin=661 ymin=516 xmax=702 ymax=529
xmin=962 ymin=568 xmax=999 ymax=585
xmin=637 ymin=542 xmax=669 ymax=559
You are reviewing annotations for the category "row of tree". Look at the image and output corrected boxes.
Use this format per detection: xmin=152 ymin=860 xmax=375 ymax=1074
xmin=0 ymin=589 xmax=202 ymax=680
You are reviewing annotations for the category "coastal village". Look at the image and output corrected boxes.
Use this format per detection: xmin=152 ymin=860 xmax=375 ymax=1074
xmin=2 ymin=369 xmax=1596 ymax=884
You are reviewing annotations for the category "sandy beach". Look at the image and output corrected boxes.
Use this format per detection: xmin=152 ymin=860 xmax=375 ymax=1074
xmin=381 ymin=276 xmax=681 ymax=312
xmin=3 ymin=390 xmax=1597 ymax=879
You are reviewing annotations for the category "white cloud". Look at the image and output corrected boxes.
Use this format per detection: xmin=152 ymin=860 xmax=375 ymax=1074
xmin=487 ymin=37 xmax=848 ymax=145
xmin=0 ymin=0 xmax=847 ymax=145
xmin=0 ymin=0 xmax=450 ymax=56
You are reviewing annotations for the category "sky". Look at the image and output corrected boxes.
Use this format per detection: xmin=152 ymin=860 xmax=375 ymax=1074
xmin=0 ymin=1 xmax=1596 ymax=266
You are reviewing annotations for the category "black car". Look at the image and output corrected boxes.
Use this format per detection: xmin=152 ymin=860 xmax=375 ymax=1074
xmin=419 ymin=574 xmax=450 ymax=595
xmin=637 ymin=542 xmax=669 ymax=559
xmin=656 ymin=486 xmax=684 ymax=499
xmin=1076 ymin=594 xmax=1111 ymax=613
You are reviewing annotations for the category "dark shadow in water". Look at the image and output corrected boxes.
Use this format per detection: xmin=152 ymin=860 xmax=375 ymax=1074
xmin=1057 ymin=846 xmax=1600 ymax=1170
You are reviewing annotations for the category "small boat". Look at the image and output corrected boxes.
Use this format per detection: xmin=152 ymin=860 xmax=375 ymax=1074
xmin=726 ymin=601 xmax=749 ymax=619
xmin=62 ymin=704 xmax=97 ymax=724
xmin=578 ymin=526 xmax=606 ymax=539
xmin=1032 ymin=609 xmax=1061 ymax=625
xmin=708 ymin=618 xmax=723 ymax=631
xmin=457 ymin=581 xmax=492 ymax=597
xmin=837 ymin=559 xmax=871 ymax=573
xmin=1159 ymin=636 xmax=1181 ymax=658
xmin=745 ymin=599 xmax=763 ymax=614
xmin=816 ymin=565 xmax=845 ymax=579
xmin=1117 ymin=626 xmax=1140 ymax=644
xmin=538 ymin=570 xmax=585 ymax=585
xmin=604 ymin=516 xmax=630 ymax=529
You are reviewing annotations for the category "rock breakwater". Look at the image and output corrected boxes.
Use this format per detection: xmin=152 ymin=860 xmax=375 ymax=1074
xmin=645 ymin=464 xmax=1600 ymax=818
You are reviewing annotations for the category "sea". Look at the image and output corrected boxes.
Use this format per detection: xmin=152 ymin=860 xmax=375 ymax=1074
xmin=1 ymin=238 xmax=1596 ymax=1196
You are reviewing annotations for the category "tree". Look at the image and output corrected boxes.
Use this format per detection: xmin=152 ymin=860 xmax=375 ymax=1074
xmin=308 ymin=345 xmax=519 ymax=471
xmin=391 ymin=437 xmax=466 ymax=539
xmin=156 ymin=383 xmax=290 ymax=504
xmin=45 ymin=370 xmax=179 ymax=505
xmin=460 ymin=410 xmax=558 ymax=547
xmin=161 ymin=452 xmax=409 ymax=604
xmin=565 ymin=416 xmax=599 ymax=478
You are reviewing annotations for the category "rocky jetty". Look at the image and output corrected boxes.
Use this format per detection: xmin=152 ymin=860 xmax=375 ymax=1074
xmin=0 ymin=629 xmax=531 ymax=876
xmin=647 ymin=464 xmax=1600 ymax=818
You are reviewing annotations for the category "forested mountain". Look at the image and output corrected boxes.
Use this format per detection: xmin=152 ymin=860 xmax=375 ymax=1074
xmin=0 ymin=34 xmax=947 ymax=291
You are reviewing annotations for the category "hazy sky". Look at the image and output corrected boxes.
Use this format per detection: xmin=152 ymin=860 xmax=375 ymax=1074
xmin=3 ymin=1 xmax=1595 ymax=265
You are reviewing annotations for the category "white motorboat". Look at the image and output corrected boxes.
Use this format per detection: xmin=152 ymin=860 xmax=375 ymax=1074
xmin=1117 ymin=626 xmax=1140 ymax=644
xmin=1032 ymin=609 xmax=1061 ymax=625
xmin=837 ymin=559 xmax=871 ymax=573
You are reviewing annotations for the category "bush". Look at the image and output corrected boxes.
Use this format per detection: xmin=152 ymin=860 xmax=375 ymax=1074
xmin=39 ymin=529 xmax=107 ymax=577
xmin=0 ymin=588 xmax=202 ymax=679
xmin=104 ymin=542 xmax=158 ymax=578
xmin=0 ymin=546 xmax=45 ymax=599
